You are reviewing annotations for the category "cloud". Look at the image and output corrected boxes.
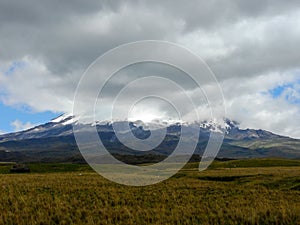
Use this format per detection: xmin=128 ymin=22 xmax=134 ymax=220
xmin=0 ymin=1 xmax=299 ymax=137
xmin=281 ymin=82 xmax=300 ymax=104
xmin=10 ymin=119 xmax=36 ymax=132
xmin=0 ymin=56 xmax=75 ymax=113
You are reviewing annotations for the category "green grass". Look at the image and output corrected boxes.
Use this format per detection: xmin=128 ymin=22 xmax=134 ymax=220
xmin=1 ymin=159 xmax=300 ymax=224
xmin=208 ymin=158 xmax=300 ymax=169
xmin=1 ymin=158 xmax=300 ymax=174
xmin=0 ymin=163 xmax=92 ymax=174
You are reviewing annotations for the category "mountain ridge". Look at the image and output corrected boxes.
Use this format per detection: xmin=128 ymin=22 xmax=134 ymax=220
xmin=0 ymin=115 xmax=299 ymax=163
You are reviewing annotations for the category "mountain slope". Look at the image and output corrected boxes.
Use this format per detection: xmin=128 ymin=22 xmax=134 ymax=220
xmin=0 ymin=115 xmax=299 ymax=162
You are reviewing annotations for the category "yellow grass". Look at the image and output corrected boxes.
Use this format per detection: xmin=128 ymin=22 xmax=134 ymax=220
xmin=0 ymin=164 xmax=300 ymax=224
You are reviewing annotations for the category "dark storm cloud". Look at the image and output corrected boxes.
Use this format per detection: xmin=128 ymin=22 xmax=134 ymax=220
xmin=0 ymin=0 xmax=299 ymax=137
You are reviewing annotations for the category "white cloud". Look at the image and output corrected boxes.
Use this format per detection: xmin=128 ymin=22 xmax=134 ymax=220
xmin=0 ymin=1 xmax=300 ymax=138
xmin=10 ymin=119 xmax=36 ymax=132
xmin=0 ymin=56 xmax=74 ymax=113
xmin=221 ymin=72 xmax=300 ymax=138
xmin=281 ymin=83 xmax=300 ymax=104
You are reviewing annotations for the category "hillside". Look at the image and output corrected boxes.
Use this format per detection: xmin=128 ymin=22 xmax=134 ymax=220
xmin=0 ymin=115 xmax=299 ymax=163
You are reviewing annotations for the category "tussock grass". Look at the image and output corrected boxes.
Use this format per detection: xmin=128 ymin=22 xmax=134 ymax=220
xmin=0 ymin=159 xmax=300 ymax=224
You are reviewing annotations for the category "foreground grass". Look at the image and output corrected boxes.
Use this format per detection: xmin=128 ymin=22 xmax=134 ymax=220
xmin=1 ymin=160 xmax=300 ymax=224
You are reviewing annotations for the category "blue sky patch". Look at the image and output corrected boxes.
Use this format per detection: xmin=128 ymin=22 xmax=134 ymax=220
xmin=269 ymin=84 xmax=293 ymax=98
xmin=268 ymin=80 xmax=300 ymax=105
xmin=0 ymin=102 xmax=60 ymax=133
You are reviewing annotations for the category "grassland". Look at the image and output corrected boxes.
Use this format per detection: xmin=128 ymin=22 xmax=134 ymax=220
xmin=1 ymin=159 xmax=300 ymax=224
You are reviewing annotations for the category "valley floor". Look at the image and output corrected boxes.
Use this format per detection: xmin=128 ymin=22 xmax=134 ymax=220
xmin=1 ymin=160 xmax=300 ymax=224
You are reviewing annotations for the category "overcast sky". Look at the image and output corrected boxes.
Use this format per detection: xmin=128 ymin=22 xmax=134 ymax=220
xmin=0 ymin=0 xmax=299 ymax=138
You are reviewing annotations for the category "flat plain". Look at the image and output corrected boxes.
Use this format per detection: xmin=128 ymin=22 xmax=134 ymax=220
xmin=1 ymin=159 xmax=300 ymax=225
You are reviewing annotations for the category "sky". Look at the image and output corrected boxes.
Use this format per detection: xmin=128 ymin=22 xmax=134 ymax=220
xmin=0 ymin=0 xmax=299 ymax=138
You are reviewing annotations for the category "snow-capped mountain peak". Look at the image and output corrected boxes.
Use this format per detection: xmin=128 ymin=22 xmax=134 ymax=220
xmin=51 ymin=114 xmax=75 ymax=125
xmin=0 ymin=113 xmax=299 ymax=162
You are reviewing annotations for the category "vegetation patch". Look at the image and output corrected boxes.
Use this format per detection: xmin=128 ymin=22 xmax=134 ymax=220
xmin=198 ymin=175 xmax=255 ymax=182
xmin=0 ymin=159 xmax=300 ymax=224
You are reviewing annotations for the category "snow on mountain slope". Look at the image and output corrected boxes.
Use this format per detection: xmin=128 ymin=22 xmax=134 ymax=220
xmin=0 ymin=113 xmax=285 ymax=143
xmin=0 ymin=114 xmax=75 ymax=142
xmin=0 ymin=114 xmax=299 ymax=161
